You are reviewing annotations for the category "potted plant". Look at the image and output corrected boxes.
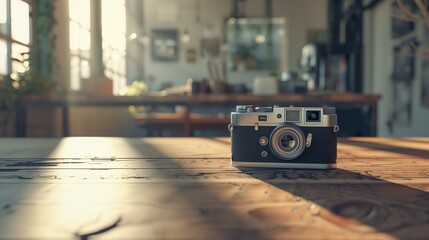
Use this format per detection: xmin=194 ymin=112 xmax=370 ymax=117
xmin=0 ymin=53 xmax=64 ymax=136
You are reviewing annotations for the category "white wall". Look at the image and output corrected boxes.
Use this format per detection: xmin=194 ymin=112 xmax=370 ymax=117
xmin=365 ymin=0 xmax=429 ymax=137
xmin=272 ymin=0 xmax=327 ymax=72
xmin=143 ymin=0 xmax=327 ymax=90
xmin=142 ymin=0 xmax=230 ymax=90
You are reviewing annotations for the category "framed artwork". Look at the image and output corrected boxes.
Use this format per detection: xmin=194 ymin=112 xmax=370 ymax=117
xmin=186 ymin=49 xmax=196 ymax=63
xmin=225 ymin=18 xmax=285 ymax=71
xmin=151 ymin=29 xmax=179 ymax=62
xmin=201 ymin=38 xmax=220 ymax=57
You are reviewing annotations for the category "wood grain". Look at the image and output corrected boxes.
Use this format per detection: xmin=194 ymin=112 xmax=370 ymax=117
xmin=0 ymin=137 xmax=428 ymax=239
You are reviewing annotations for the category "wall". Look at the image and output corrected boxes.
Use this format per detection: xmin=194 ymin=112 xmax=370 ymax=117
xmin=365 ymin=0 xmax=429 ymax=137
xmin=143 ymin=0 xmax=327 ymax=91
xmin=142 ymin=0 xmax=230 ymax=91
xmin=272 ymin=0 xmax=327 ymax=72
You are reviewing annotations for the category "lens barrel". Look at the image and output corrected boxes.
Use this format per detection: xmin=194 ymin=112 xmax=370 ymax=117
xmin=269 ymin=124 xmax=306 ymax=160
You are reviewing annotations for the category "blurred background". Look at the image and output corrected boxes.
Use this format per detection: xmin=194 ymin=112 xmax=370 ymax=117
xmin=0 ymin=0 xmax=428 ymax=138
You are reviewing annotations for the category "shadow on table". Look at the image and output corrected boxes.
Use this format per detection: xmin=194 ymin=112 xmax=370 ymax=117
xmin=340 ymin=138 xmax=429 ymax=159
xmin=121 ymin=138 xmax=272 ymax=239
xmin=399 ymin=138 xmax=429 ymax=144
xmin=209 ymin=137 xmax=429 ymax=236
xmin=125 ymin=138 xmax=429 ymax=238
xmin=237 ymin=167 xmax=429 ymax=239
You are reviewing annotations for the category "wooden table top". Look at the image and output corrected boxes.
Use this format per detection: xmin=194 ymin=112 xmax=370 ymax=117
xmin=0 ymin=137 xmax=428 ymax=239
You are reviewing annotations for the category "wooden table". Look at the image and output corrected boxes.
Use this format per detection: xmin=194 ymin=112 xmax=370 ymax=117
xmin=0 ymin=137 xmax=428 ymax=239
xmin=16 ymin=93 xmax=380 ymax=137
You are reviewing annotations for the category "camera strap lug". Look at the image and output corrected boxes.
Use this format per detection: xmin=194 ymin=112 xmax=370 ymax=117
xmin=254 ymin=123 xmax=259 ymax=131
xmin=334 ymin=124 xmax=340 ymax=133
xmin=228 ymin=123 xmax=233 ymax=132
xmin=306 ymin=133 xmax=313 ymax=147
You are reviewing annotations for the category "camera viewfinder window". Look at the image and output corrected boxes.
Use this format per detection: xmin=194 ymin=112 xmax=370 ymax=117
xmin=306 ymin=110 xmax=321 ymax=122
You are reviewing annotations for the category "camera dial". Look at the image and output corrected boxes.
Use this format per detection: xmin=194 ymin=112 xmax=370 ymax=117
xmin=269 ymin=124 xmax=306 ymax=160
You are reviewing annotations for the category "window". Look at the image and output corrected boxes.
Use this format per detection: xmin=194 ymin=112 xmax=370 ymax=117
xmin=69 ymin=0 xmax=91 ymax=90
xmin=68 ymin=0 xmax=130 ymax=95
xmin=0 ymin=0 xmax=32 ymax=76
xmin=101 ymin=0 xmax=126 ymax=95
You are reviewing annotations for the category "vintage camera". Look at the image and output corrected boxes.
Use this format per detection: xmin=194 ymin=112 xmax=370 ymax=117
xmin=229 ymin=105 xmax=339 ymax=169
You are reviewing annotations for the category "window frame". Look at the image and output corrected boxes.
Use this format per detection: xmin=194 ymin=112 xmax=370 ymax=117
xmin=68 ymin=0 xmax=92 ymax=91
xmin=0 ymin=0 xmax=32 ymax=75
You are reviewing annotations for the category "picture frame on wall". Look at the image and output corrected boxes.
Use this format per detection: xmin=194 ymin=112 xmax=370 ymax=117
xmin=201 ymin=38 xmax=220 ymax=57
xmin=151 ymin=29 xmax=179 ymax=62
xmin=186 ymin=49 xmax=197 ymax=63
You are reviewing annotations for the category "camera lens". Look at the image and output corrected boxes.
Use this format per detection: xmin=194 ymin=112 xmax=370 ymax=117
xmin=270 ymin=124 xmax=305 ymax=160
xmin=280 ymin=134 xmax=296 ymax=150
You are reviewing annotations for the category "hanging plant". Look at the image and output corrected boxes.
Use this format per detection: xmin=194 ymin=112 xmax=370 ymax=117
xmin=32 ymin=0 xmax=57 ymax=76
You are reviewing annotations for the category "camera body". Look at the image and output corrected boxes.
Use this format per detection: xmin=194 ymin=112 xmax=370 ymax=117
xmin=230 ymin=105 xmax=339 ymax=169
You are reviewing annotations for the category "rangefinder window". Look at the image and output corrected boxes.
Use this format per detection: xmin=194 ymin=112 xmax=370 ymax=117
xmin=285 ymin=109 xmax=301 ymax=122
xmin=306 ymin=110 xmax=321 ymax=122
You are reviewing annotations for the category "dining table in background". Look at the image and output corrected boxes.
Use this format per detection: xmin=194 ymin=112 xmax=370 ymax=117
xmin=15 ymin=92 xmax=380 ymax=137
